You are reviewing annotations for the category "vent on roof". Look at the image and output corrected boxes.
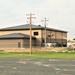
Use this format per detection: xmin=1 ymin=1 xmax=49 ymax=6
xmin=38 ymin=25 xmax=41 ymax=26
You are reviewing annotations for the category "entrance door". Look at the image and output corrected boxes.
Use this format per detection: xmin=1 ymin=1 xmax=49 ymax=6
xmin=18 ymin=42 xmax=21 ymax=48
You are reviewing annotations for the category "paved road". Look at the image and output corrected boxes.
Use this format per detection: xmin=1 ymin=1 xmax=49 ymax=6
xmin=0 ymin=58 xmax=75 ymax=75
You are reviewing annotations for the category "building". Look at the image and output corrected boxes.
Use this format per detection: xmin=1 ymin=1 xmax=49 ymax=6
xmin=0 ymin=24 xmax=67 ymax=49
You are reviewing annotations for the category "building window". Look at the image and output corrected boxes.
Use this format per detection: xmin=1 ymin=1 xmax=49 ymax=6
xmin=34 ymin=32 xmax=38 ymax=36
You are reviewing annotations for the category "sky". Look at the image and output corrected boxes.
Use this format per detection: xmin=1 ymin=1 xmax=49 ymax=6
xmin=0 ymin=0 xmax=75 ymax=39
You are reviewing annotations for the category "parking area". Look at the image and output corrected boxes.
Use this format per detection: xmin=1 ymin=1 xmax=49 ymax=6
xmin=0 ymin=58 xmax=75 ymax=75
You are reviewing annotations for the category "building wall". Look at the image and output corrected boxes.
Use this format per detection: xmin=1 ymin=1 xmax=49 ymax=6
xmin=23 ymin=39 xmax=35 ymax=48
xmin=0 ymin=39 xmax=23 ymax=48
xmin=0 ymin=30 xmax=42 ymax=37
xmin=0 ymin=29 xmax=67 ymax=47
xmin=41 ymin=30 xmax=67 ymax=46
xmin=0 ymin=30 xmax=42 ymax=46
xmin=0 ymin=38 xmax=35 ymax=48
xmin=32 ymin=30 xmax=42 ymax=46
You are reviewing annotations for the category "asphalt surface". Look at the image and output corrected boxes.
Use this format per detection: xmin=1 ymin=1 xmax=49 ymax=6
xmin=0 ymin=58 xmax=75 ymax=75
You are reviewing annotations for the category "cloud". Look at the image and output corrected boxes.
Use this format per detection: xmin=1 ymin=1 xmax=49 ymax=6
xmin=23 ymin=0 xmax=46 ymax=4
xmin=0 ymin=0 xmax=75 ymax=38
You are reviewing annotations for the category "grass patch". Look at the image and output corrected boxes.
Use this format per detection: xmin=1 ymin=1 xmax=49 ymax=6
xmin=0 ymin=52 xmax=75 ymax=58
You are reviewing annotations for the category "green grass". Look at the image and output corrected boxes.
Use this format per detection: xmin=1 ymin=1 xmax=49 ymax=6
xmin=0 ymin=51 xmax=75 ymax=58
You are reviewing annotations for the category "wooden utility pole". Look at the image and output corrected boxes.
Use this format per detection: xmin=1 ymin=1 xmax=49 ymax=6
xmin=26 ymin=13 xmax=35 ymax=55
xmin=42 ymin=18 xmax=49 ymax=53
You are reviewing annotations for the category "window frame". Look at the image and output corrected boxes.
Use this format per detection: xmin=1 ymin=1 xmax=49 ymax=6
xmin=34 ymin=32 xmax=38 ymax=36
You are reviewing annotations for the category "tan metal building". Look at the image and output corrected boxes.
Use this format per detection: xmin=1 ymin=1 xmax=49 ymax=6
xmin=0 ymin=33 xmax=36 ymax=48
xmin=0 ymin=24 xmax=67 ymax=49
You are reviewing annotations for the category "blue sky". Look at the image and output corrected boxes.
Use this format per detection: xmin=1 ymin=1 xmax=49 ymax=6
xmin=0 ymin=0 xmax=75 ymax=39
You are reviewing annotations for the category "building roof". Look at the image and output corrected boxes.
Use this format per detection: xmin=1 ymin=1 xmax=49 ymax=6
xmin=0 ymin=24 xmax=67 ymax=33
xmin=0 ymin=33 xmax=36 ymax=39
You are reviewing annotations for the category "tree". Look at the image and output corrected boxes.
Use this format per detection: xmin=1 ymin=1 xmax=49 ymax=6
xmin=73 ymin=38 xmax=75 ymax=40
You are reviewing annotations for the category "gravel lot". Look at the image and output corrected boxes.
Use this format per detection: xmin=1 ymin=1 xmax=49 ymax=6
xmin=0 ymin=58 xmax=75 ymax=75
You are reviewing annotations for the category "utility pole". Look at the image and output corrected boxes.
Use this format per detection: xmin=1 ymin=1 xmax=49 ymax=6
xmin=42 ymin=18 xmax=49 ymax=53
xmin=26 ymin=13 xmax=35 ymax=55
